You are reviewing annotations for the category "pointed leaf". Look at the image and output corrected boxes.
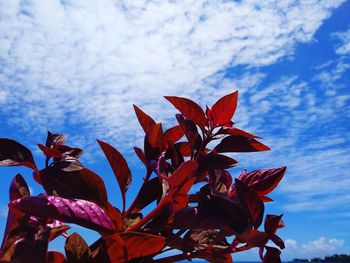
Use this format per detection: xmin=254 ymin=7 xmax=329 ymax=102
xmin=9 ymin=173 xmax=30 ymax=201
xmin=0 ymin=138 xmax=37 ymax=170
xmin=239 ymin=167 xmax=286 ymax=196
xmin=165 ymin=96 xmax=207 ymax=131
xmin=264 ymin=214 xmax=284 ymax=235
xmin=133 ymin=104 xmax=156 ymax=133
xmin=132 ymin=178 xmax=163 ymax=213
xmin=214 ymin=135 xmax=270 ymax=153
xmin=120 ymin=232 xmax=166 ymax=260
xmin=40 ymin=165 xmax=108 ymax=209
xmin=164 ymin=125 xmax=184 ymax=143
xmin=218 ymin=127 xmax=261 ymax=138
xmin=65 ymin=232 xmax=92 ymax=263
xmin=167 ymin=160 xmax=198 ymax=189
xmin=10 ymin=195 xmax=116 ymax=233
xmin=211 ymin=91 xmax=238 ymax=125
xmin=199 ymin=154 xmax=237 ymax=171
xmin=176 ymin=114 xmax=202 ymax=154
xmin=235 ymin=179 xmax=264 ymax=228
xmin=144 ymin=123 xmax=165 ymax=162
xmin=97 ymin=139 xmax=132 ymax=211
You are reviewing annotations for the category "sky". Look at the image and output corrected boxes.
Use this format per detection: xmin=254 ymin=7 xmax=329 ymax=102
xmin=0 ymin=0 xmax=349 ymax=261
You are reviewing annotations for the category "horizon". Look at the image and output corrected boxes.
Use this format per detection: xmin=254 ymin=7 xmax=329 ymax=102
xmin=0 ymin=0 xmax=350 ymax=261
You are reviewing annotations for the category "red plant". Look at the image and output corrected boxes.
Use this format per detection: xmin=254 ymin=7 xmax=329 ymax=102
xmin=0 ymin=91 xmax=286 ymax=263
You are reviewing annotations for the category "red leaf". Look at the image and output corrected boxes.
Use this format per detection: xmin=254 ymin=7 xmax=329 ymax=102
xmin=235 ymin=179 xmax=264 ymax=228
xmin=199 ymin=154 xmax=237 ymax=171
xmin=65 ymin=232 xmax=92 ymax=263
xmin=214 ymin=135 xmax=270 ymax=153
xmin=46 ymin=251 xmax=67 ymax=263
xmin=144 ymin=123 xmax=165 ymax=162
xmin=40 ymin=166 xmax=109 ymax=209
xmin=120 ymin=232 xmax=166 ymax=260
xmin=263 ymin=246 xmax=281 ymax=263
xmin=218 ymin=127 xmax=261 ymax=138
xmin=236 ymin=229 xmax=269 ymax=247
xmin=164 ymin=96 xmax=207 ymax=131
xmin=0 ymin=138 xmax=37 ymax=171
xmin=208 ymin=169 xmax=232 ymax=193
xmin=97 ymin=139 xmax=132 ymax=212
xmin=164 ymin=125 xmax=184 ymax=143
xmin=10 ymin=173 xmax=30 ymax=201
xmin=104 ymin=234 xmax=128 ymax=262
xmin=271 ymin=234 xmax=285 ymax=249
xmin=264 ymin=214 xmax=284 ymax=235
xmin=10 ymin=195 xmax=116 ymax=233
xmin=211 ymin=91 xmax=238 ymax=126
xmin=239 ymin=167 xmax=286 ymax=196
xmin=132 ymin=178 xmax=163 ymax=213
xmin=171 ymin=177 xmax=196 ymax=213
xmin=133 ymin=104 xmax=156 ymax=133
xmin=176 ymin=114 xmax=202 ymax=154
xmin=166 ymin=160 xmax=198 ymax=189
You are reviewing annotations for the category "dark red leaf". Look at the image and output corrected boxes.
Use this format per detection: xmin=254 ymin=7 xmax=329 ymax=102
xmin=65 ymin=232 xmax=92 ymax=263
xmin=264 ymin=214 xmax=284 ymax=235
xmin=165 ymin=142 xmax=191 ymax=158
xmin=0 ymin=138 xmax=37 ymax=170
xmin=40 ymin=165 xmax=108 ymax=209
xmin=133 ymin=104 xmax=156 ymax=133
xmin=10 ymin=195 xmax=116 ymax=233
xmin=214 ymin=135 xmax=270 ymax=153
xmin=208 ymin=169 xmax=232 ymax=193
xmin=120 ymin=232 xmax=166 ymax=260
xmin=235 ymin=179 xmax=264 ymax=228
xmin=97 ymin=139 xmax=132 ymax=212
xmin=171 ymin=177 xmax=196 ymax=213
xmin=198 ymin=154 xmax=237 ymax=171
xmin=164 ymin=125 xmax=184 ymax=143
xmin=176 ymin=114 xmax=202 ymax=154
xmin=134 ymin=147 xmax=148 ymax=168
xmin=271 ymin=234 xmax=285 ymax=249
xmin=166 ymin=160 xmax=198 ymax=189
xmin=218 ymin=127 xmax=261 ymax=139
xmin=104 ymin=234 xmax=127 ymax=262
xmin=263 ymin=246 xmax=281 ymax=263
xmin=144 ymin=123 xmax=165 ymax=162
xmin=9 ymin=173 xmax=30 ymax=201
xmin=45 ymin=131 xmax=66 ymax=148
xmin=46 ymin=251 xmax=67 ymax=263
xmin=239 ymin=167 xmax=286 ymax=196
xmin=165 ymin=96 xmax=207 ymax=131
xmin=0 ymin=226 xmax=50 ymax=263
xmin=165 ymin=139 xmax=184 ymax=169
xmin=132 ymin=178 xmax=163 ymax=213
xmin=211 ymin=91 xmax=238 ymax=126
xmin=236 ymin=229 xmax=269 ymax=247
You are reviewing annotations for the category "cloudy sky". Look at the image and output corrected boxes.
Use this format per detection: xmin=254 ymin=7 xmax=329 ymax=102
xmin=0 ymin=0 xmax=350 ymax=261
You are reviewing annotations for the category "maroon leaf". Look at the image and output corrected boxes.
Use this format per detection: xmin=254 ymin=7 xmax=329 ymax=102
xmin=218 ymin=127 xmax=261 ymax=139
xmin=271 ymin=234 xmax=285 ymax=249
xmin=236 ymin=229 xmax=269 ymax=247
xmin=9 ymin=173 xmax=30 ymax=201
xmin=144 ymin=123 xmax=165 ymax=162
xmin=119 ymin=232 xmax=166 ymax=260
xmin=264 ymin=214 xmax=284 ymax=235
xmin=164 ymin=125 xmax=184 ymax=143
xmin=171 ymin=177 xmax=196 ymax=213
xmin=176 ymin=114 xmax=202 ymax=154
xmin=164 ymin=96 xmax=207 ymax=131
xmin=263 ymin=246 xmax=281 ymax=263
xmin=211 ymin=91 xmax=238 ymax=126
xmin=0 ymin=138 xmax=37 ymax=170
xmin=166 ymin=160 xmax=198 ymax=189
xmin=208 ymin=169 xmax=232 ymax=193
xmin=132 ymin=178 xmax=163 ymax=213
xmin=239 ymin=167 xmax=286 ymax=196
xmin=65 ymin=232 xmax=92 ymax=263
xmin=45 ymin=131 xmax=66 ymax=148
xmin=166 ymin=139 xmax=184 ymax=169
xmin=104 ymin=234 xmax=127 ymax=262
xmin=235 ymin=179 xmax=264 ymax=228
xmin=134 ymin=147 xmax=148 ymax=168
xmin=10 ymin=195 xmax=116 ymax=233
xmin=97 ymin=139 xmax=132 ymax=212
xmin=198 ymin=154 xmax=237 ymax=171
xmin=214 ymin=135 xmax=270 ymax=153
xmin=40 ymin=165 xmax=108 ymax=209
xmin=0 ymin=226 xmax=50 ymax=263
xmin=133 ymin=104 xmax=156 ymax=133
xmin=46 ymin=251 xmax=67 ymax=263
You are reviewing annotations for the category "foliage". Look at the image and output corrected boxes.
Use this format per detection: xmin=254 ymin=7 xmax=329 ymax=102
xmin=0 ymin=91 xmax=286 ymax=262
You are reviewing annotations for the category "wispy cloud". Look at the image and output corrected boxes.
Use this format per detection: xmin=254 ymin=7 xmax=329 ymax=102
xmin=0 ymin=0 xmax=345 ymax=152
xmin=334 ymin=29 xmax=350 ymax=55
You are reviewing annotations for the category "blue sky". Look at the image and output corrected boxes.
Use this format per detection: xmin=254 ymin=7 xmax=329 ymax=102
xmin=0 ymin=0 xmax=349 ymax=261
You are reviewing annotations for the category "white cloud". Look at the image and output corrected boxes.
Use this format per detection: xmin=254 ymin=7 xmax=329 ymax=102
xmin=284 ymin=237 xmax=345 ymax=259
xmin=334 ymin=29 xmax=350 ymax=55
xmin=0 ymin=0 xmax=345 ymax=152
